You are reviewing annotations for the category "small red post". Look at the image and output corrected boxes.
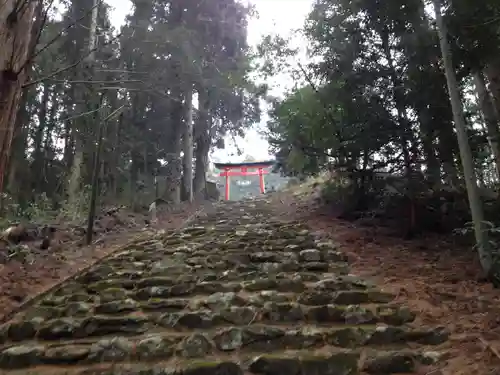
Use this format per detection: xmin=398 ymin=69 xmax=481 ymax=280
xmin=258 ymin=167 xmax=265 ymax=194
xmin=224 ymin=168 xmax=230 ymax=200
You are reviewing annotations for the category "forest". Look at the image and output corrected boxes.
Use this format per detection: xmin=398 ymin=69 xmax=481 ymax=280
xmin=2 ymin=2 xmax=500 ymax=373
xmin=2 ymin=1 xmax=500 ymax=278
xmin=0 ymin=0 xmax=264 ymax=224
xmin=263 ymin=0 xmax=500 ymax=282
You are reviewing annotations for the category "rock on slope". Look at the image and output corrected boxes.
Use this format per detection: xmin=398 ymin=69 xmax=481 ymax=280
xmin=0 ymin=198 xmax=448 ymax=375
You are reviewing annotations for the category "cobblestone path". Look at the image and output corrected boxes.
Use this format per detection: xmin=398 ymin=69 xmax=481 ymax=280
xmin=0 ymin=199 xmax=448 ymax=374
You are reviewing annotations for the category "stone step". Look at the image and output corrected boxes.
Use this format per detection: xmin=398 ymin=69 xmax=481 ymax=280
xmin=0 ymin=198 xmax=449 ymax=374
xmin=10 ymin=300 xmax=415 ymax=338
xmin=78 ymin=271 xmax=359 ymax=288
xmin=0 ymin=348 xmax=447 ymax=374
xmin=78 ymin=257 xmax=349 ymax=278
xmin=31 ymin=285 xmax=392 ymax=309
xmin=83 ymin=274 xmax=370 ymax=293
xmin=2 ymin=301 xmax=416 ymax=341
xmin=0 ymin=323 xmax=448 ymax=369
xmin=97 ymin=247 xmax=346 ymax=264
xmin=1 ymin=322 xmax=447 ymax=348
xmin=81 ymin=262 xmax=351 ymax=280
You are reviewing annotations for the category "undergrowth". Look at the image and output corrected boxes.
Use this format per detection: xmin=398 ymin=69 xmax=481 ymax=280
xmin=0 ymin=186 xmax=92 ymax=230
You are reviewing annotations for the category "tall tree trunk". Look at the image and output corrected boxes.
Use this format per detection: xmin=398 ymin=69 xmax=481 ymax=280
xmin=163 ymin=94 xmax=183 ymax=204
xmin=182 ymin=89 xmax=194 ymax=202
xmin=67 ymin=0 xmax=99 ymax=212
xmin=43 ymin=85 xmax=60 ymax=196
xmin=473 ymin=70 xmax=500 ymax=180
xmin=193 ymin=91 xmax=211 ymax=198
xmin=110 ymin=112 xmax=123 ymax=198
xmin=433 ymin=0 xmax=498 ymax=284
xmin=193 ymin=129 xmax=210 ymax=199
xmin=411 ymin=1 xmax=441 ymax=185
xmin=6 ymin=89 xmax=30 ymax=202
xmin=437 ymin=127 xmax=459 ymax=186
xmin=0 ymin=0 xmax=39 ymax=194
xmin=418 ymin=108 xmax=441 ymax=185
xmin=129 ymin=148 xmax=142 ymax=209
xmin=62 ymin=85 xmax=75 ymax=176
xmin=380 ymin=29 xmax=412 ymax=175
xmin=31 ymin=83 xmax=50 ymax=193
xmin=102 ymin=89 xmax=120 ymax=199
xmin=484 ymin=60 xmax=500 ymax=118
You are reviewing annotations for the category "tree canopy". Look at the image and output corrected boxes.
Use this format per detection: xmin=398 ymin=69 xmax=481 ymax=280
xmin=0 ymin=0 xmax=265 ymax=219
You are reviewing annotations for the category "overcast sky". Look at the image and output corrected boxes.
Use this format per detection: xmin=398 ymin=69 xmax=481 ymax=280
xmin=105 ymin=0 xmax=313 ymax=162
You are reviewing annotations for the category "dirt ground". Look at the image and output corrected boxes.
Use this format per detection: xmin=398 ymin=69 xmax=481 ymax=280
xmin=0 ymin=202 xmax=204 ymax=322
xmin=273 ymin=190 xmax=500 ymax=375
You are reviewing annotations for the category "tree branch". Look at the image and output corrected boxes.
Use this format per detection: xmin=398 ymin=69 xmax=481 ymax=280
xmin=22 ymin=31 xmax=122 ymax=88
xmin=19 ymin=0 xmax=102 ymax=74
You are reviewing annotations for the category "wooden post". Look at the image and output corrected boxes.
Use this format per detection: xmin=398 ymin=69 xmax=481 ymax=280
xmin=224 ymin=168 xmax=230 ymax=200
xmin=258 ymin=168 xmax=265 ymax=194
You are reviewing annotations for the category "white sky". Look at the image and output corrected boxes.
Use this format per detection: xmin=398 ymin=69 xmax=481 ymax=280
xmin=105 ymin=0 xmax=314 ymax=163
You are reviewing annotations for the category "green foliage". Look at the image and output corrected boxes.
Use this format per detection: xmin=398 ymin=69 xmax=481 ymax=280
xmin=253 ymin=0 xmax=500 ymax=250
xmin=259 ymin=0 xmax=499 ymax=187
xmin=268 ymin=85 xmax=334 ymax=175
xmin=9 ymin=0 xmax=264 ymax=212
xmin=255 ymin=35 xmax=298 ymax=78
xmin=445 ymin=0 xmax=500 ymax=71
xmin=0 ymin=193 xmax=54 ymax=229
xmin=455 ymin=220 xmax=500 ymax=260
xmin=0 ymin=187 xmax=92 ymax=229
xmin=23 ymin=193 xmax=53 ymax=221
xmin=320 ymin=176 xmax=354 ymax=207
xmin=58 ymin=185 xmax=92 ymax=222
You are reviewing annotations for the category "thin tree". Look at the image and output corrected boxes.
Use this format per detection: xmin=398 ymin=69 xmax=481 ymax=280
xmin=432 ymin=0 xmax=499 ymax=285
xmin=473 ymin=71 xmax=500 ymax=180
xmin=67 ymin=0 xmax=99 ymax=214
xmin=182 ymin=89 xmax=194 ymax=202
xmin=86 ymin=104 xmax=124 ymax=245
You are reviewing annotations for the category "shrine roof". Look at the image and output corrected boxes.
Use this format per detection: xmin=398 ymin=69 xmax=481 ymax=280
xmin=213 ymin=160 xmax=275 ymax=169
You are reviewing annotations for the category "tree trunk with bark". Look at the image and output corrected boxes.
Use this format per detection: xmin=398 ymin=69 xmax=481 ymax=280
xmin=0 ymin=0 xmax=39 ymax=194
xmin=473 ymin=70 xmax=500 ymax=180
xmin=31 ymin=83 xmax=50 ymax=192
xmin=182 ymin=89 xmax=194 ymax=202
xmin=6 ymin=89 xmax=30 ymax=202
xmin=163 ymin=94 xmax=183 ymax=204
xmin=193 ymin=91 xmax=211 ymax=198
xmin=380 ymin=29 xmax=413 ymax=176
xmin=67 ymin=0 xmax=99 ymax=211
xmin=485 ymin=60 xmax=500 ymax=118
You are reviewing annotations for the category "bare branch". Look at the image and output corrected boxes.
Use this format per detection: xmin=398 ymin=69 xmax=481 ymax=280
xmin=22 ymin=59 xmax=83 ymax=88
xmin=31 ymin=0 xmax=102 ymax=63
xmin=23 ymin=31 xmax=122 ymax=88
xmin=60 ymin=106 xmax=102 ymax=123
xmin=50 ymin=79 xmax=142 ymax=84
xmin=103 ymin=104 xmax=125 ymax=122
xmin=94 ymin=69 xmax=149 ymax=74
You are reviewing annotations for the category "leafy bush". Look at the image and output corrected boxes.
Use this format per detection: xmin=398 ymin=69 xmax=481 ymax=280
xmin=0 ymin=186 xmax=92 ymax=230
xmin=0 ymin=192 xmax=55 ymax=229
xmin=58 ymin=185 xmax=92 ymax=223
xmin=321 ymin=176 xmax=354 ymax=204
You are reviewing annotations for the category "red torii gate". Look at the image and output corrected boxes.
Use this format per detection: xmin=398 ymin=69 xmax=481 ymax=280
xmin=214 ymin=160 xmax=274 ymax=200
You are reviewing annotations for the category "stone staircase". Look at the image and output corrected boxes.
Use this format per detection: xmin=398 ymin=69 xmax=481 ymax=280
xmin=0 ymin=198 xmax=448 ymax=374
